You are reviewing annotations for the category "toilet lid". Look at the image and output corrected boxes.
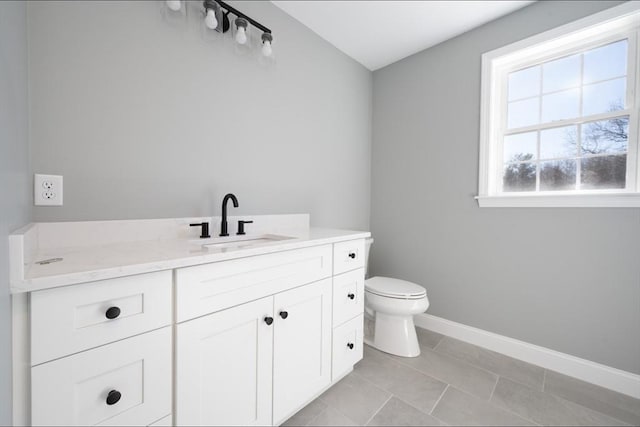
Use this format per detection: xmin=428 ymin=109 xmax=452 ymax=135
xmin=365 ymin=277 xmax=427 ymax=299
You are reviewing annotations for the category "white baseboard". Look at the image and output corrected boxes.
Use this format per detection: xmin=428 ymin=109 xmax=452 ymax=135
xmin=414 ymin=313 xmax=640 ymax=399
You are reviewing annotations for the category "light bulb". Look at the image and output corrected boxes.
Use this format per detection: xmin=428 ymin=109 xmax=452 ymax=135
xmin=235 ymin=26 xmax=247 ymax=44
xmin=166 ymin=0 xmax=181 ymax=12
xmin=261 ymin=33 xmax=273 ymax=57
xmin=262 ymin=40 xmax=272 ymax=57
xmin=204 ymin=9 xmax=218 ymax=30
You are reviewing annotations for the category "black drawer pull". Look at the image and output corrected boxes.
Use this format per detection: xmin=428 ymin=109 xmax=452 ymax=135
xmin=279 ymin=311 xmax=289 ymax=320
xmin=347 ymin=293 xmax=355 ymax=300
xmin=106 ymin=390 xmax=121 ymax=405
xmin=347 ymin=342 xmax=355 ymax=350
xmin=105 ymin=306 xmax=121 ymax=320
xmin=348 ymin=253 xmax=356 ymax=259
xmin=264 ymin=316 xmax=274 ymax=325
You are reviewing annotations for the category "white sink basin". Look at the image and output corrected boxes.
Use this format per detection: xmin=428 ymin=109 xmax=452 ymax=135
xmin=199 ymin=234 xmax=295 ymax=251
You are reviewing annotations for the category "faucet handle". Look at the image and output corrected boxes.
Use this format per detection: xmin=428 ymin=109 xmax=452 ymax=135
xmin=190 ymin=222 xmax=211 ymax=239
xmin=237 ymin=220 xmax=253 ymax=235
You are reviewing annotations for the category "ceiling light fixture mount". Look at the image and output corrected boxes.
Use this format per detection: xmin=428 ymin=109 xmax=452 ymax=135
xmin=200 ymin=0 xmax=274 ymax=56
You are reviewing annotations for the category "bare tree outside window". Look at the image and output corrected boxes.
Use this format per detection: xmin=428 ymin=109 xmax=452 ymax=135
xmin=503 ymin=154 xmax=536 ymax=191
xmin=503 ymin=102 xmax=629 ymax=192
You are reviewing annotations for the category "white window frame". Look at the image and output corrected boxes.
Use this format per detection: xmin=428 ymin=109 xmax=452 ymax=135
xmin=477 ymin=2 xmax=640 ymax=208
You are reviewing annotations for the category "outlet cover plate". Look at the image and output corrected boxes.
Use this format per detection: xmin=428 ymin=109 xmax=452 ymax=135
xmin=34 ymin=174 xmax=63 ymax=206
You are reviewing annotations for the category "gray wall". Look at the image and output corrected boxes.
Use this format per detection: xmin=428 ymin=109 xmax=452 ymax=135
xmin=371 ymin=1 xmax=640 ymax=374
xmin=29 ymin=1 xmax=372 ymax=230
xmin=0 ymin=1 xmax=31 ymax=423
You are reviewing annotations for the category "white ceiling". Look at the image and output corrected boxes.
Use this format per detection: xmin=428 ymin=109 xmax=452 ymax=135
xmin=271 ymin=1 xmax=535 ymax=71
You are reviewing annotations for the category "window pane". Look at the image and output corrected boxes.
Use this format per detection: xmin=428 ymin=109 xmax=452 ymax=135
xmin=542 ymin=54 xmax=581 ymax=93
xmin=508 ymin=66 xmax=540 ymax=101
xmin=582 ymin=78 xmax=626 ymax=116
xmin=508 ymin=98 xmax=539 ymax=129
xmin=540 ymin=126 xmax=577 ymax=159
xmin=581 ymin=117 xmax=628 ymax=155
xmin=581 ymin=155 xmax=627 ymax=189
xmin=541 ymin=88 xmax=580 ymax=123
xmin=504 ymin=132 xmax=537 ymax=162
xmin=583 ymin=40 xmax=628 ymax=84
xmin=540 ymin=160 xmax=576 ymax=191
xmin=503 ymin=162 xmax=536 ymax=192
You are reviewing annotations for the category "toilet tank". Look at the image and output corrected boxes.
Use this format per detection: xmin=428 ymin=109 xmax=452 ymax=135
xmin=364 ymin=237 xmax=374 ymax=277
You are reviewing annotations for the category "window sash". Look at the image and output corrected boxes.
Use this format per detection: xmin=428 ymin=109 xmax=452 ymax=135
xmin=499 ymin=113 xmax=631 ymax=194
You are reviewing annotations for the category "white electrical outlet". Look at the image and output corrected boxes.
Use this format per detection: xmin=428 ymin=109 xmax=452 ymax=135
xmin=34 ymin=174 xmax=63 ymax=206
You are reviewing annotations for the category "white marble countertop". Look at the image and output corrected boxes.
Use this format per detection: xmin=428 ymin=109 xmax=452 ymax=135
xmin=10 ymin=218 xmax=370 ymax=293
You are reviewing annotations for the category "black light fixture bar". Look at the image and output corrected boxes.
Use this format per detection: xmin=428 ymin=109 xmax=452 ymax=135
xmin=215 ymin=0 xmax=272 ymax=34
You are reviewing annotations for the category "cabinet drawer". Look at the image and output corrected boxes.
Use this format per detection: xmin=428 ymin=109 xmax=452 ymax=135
xmin=32 ymin=327 xmax=172 ymax=426
xmin=175 ymin=245 xmax=332 ymax=322
xmin=332 ymin=315 xmax=363 ymax=382
xmin=332 ymin=269 xmax=364 ymax=327
xmin=31 ymin=271 xmax=172 ymax=365
xmin=333 ymin=239 xmax=365 ymax=275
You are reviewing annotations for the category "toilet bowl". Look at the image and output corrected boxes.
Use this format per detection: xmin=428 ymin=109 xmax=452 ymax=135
xmin=363 ymin=239 xmax=429 ymax=357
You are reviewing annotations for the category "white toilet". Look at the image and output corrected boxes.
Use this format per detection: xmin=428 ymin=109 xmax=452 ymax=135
xmin=363 ymin=238 xmax=429 ymax=357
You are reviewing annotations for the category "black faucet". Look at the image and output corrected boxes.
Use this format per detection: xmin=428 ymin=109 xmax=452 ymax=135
xmin=220 ymin=193 xmax=239 ymax=237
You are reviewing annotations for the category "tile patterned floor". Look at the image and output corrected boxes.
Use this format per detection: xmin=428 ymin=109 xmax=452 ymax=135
xmin=283 ymin=328 xmax=640 ymax=426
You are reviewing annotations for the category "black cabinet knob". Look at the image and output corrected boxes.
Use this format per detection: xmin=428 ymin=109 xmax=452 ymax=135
xmin=106 ymin=390 xmax=121 ymax=405
xmin=279 ymin=311 xmax=289 ymax=319
xmin=347 ymin=343 xmax=355 ymax=350
xmin=264 ymin=316 xmax=274 ymax=325
xmin=347 ymin=293 xmax=355 ymax=300
xmin=348 ymin=253 xmax=356 ymax=259
xmin=105 ymin=306 xmax=121 ymax=320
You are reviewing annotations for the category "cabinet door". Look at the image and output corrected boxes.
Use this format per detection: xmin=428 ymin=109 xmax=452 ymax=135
xmin=272 ymin=279 xmax=332 ymax=425
xmin=175 ymin=297 xmax=273 ymax=426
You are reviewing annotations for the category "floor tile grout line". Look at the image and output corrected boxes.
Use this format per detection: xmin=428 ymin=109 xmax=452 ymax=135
xmin=540 ymin=372 xmax=640 ymax=425
xmin=485 ymin=380 xmax=542 ymax=426
xmin=430 ymin=333 xmax=446 ymax=351
xmin=391 ymin=392 xmax=443 ymax=418
xmin=351 ymin=369 xmax=396 ymax=395
xmin=427 ymin=341 xmax=548 ymax=393
xmin=446 ymin=384 xmax=543 ymax=427
xmin=359 ymin=346 xmax=451 ymax=391
xmin=493 ymin=377 xmax=629 ymax=427
xmin=379 ymin=344 xmax=501 ymax=397
xmin=550 ymin=392 xmax=632 ymax=426
xmin=367 ymin=338 xmax=548 ymax=405
xmin=424 ymin=328 xmax=546 ymax=381
xmin=337 ymin=371 xmax=396 ymax=425
xmin=363 ymin=394 xmax=393 ymax=426
xmin=488 ymin=376 xmax=499 ymax=401
xmin=354 ymin=354 xmax=456 ymax=419
xmin=365 ymin=344 xmax=448 ymax=381
xmin=429 ymin=384 xmax=450 ymax=415
xmin=316 ymin=400 xmax=362 ymax=427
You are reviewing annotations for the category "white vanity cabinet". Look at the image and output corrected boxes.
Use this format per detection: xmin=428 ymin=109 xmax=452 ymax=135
xmin=175 ymin=279 xmax=332 ymax=426
xmin=174 ymin=244 xmax=337 ymax=426
xmin=18 ymin=236 xmax=367 ymax=427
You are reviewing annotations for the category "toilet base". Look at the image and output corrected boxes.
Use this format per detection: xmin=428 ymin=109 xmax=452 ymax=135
xmin=366 ymin=312 xmax=421 ymax=358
